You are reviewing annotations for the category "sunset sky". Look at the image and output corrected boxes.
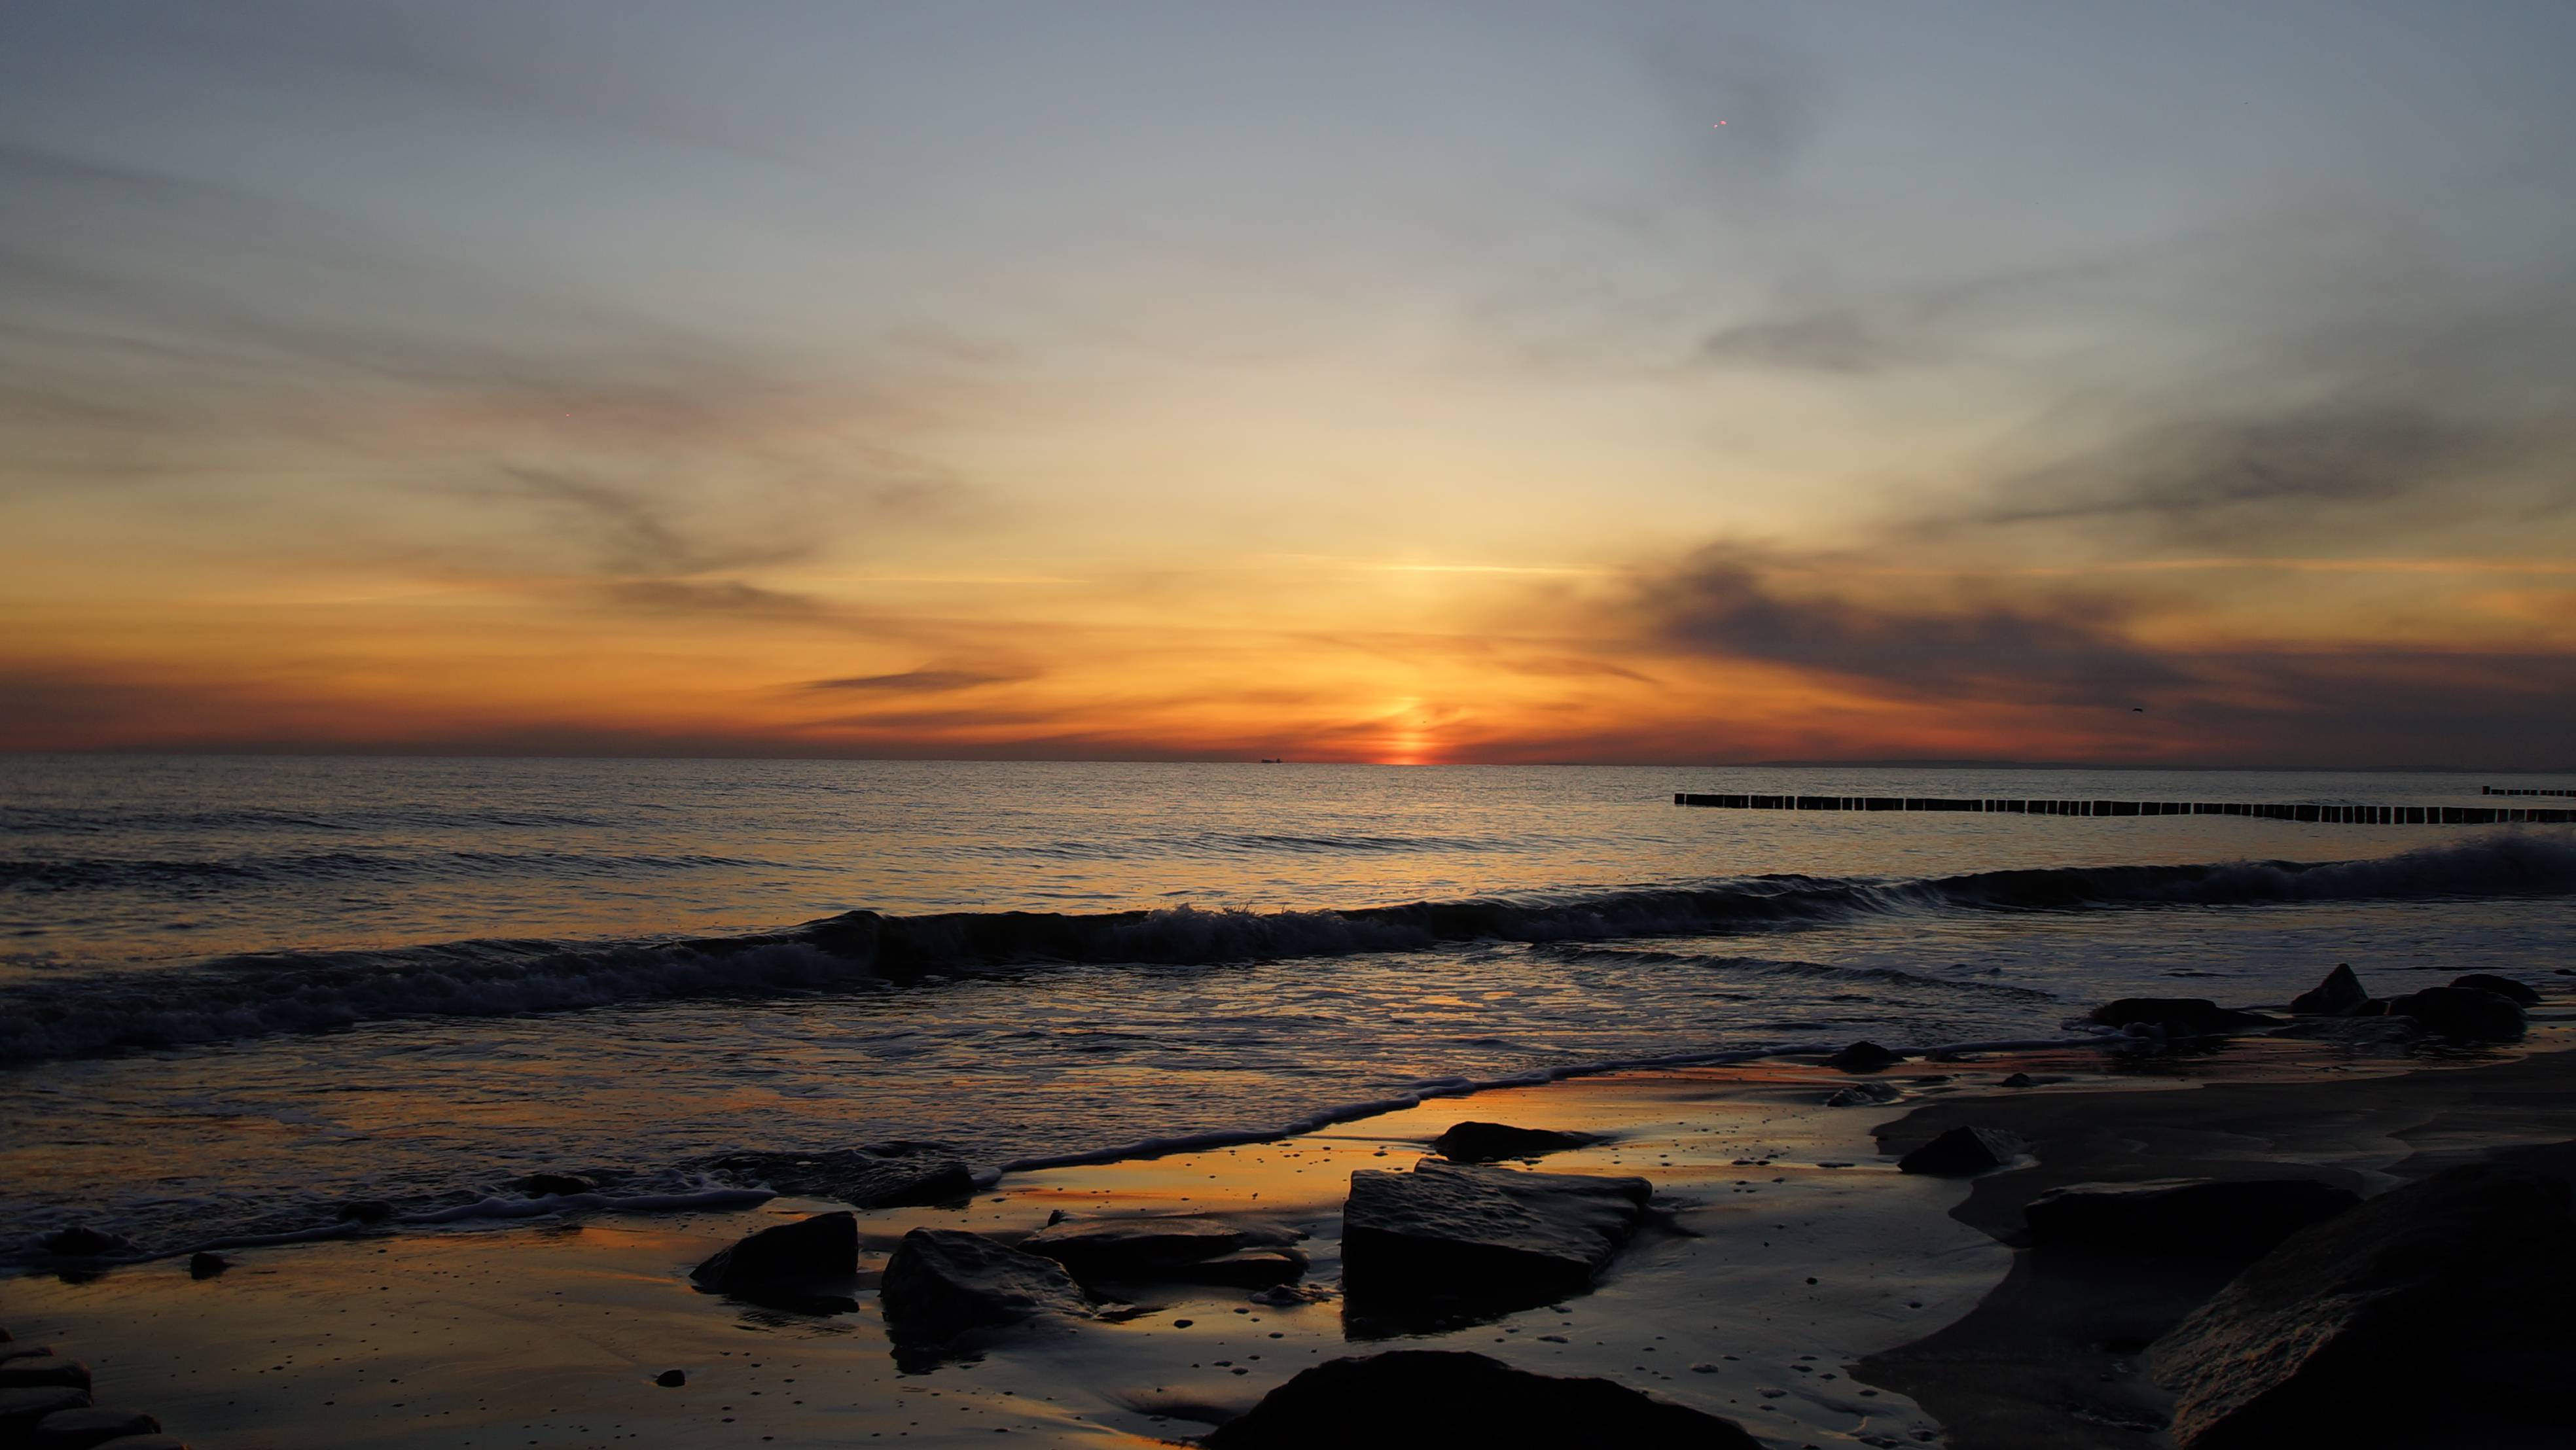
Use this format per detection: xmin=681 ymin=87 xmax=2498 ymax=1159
xmin=5 ymin=1 xmax=2574 ymax=766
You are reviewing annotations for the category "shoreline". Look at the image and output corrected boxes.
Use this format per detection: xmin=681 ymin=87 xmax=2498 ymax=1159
xmin=8 ymin=1017 xmax=2571 ymax=1448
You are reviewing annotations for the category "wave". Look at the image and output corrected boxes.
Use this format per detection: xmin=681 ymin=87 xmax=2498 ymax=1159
xmin=3 ymin=832 xmax=2567 ymax=1067
xmin=0 ymin=847 xmax=770 ymax=893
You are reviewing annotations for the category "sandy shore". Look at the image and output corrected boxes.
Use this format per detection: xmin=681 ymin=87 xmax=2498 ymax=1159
xmin=7 ymin=1021 xmax=2571 ymax=1449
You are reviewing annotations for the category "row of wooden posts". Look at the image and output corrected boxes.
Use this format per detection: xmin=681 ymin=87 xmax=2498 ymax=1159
xmin=2484 ymin=786 xmax=2576 ymax=798
xmin=1671 ymin=793 xmax=2575 ymax=824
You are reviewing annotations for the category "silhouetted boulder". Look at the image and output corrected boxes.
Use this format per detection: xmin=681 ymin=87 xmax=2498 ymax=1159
xmin=2450 ymin=972 xmax=2539 ymax=1007
xmin=0 ymin=1389 xmax=92 ymax=1442
xmin=187 ymin=1252 xmax=228 ymax=1280
xmin=711 ymin=1148 xmax=975 ymax=1209
xmin=1342 ymin=1160 xmax=1651 ymax=1316
xmin=1999 ymin=1072 xmax=2035 ymax=1088
xmin=510 ymin=1173 xmax=596 ymax=1197
xmin=878 ymin=1229 xmax=1090 ymax=1345
xmin=2088 ymin=999 xmax=2275 ymax=1035
xmin=35 ymin=1227 xmax=134 ymax=1258
xmin=30 ymin=1405 xmax=158 ymax=1449
xmin=1019 ymin=1214 xmax=1302 ymax=1287
xmin=1202 ymin=1351 xmax=1760 ymax=1449
xmin=689 ymin=1211 xmax=857 ymax=1300
xmin=654 ymin=1369 xmax=686 ymax=1388
xmin=0 ymin=1358 xmax=90 ymax=1392
xmin=1827 ymin=1040 xmax=1903 ymax=1073
xmin=2385 ymin=985 xmax=2524 ymax=1042
xmin=2150 ymin=1143 xmax=2576 ymax=1449
xmin=2287 ymin=964 xmax=2368 ymax=1016
xmin=1897 ymin=1126 xmax=2019 ymax=1177
xmin=335 ymin=1199 xmax=395 ymax=1224
xmin=1431 ymin=1122 xmax=1599 ymax=1163
xmin=2023 ymin=1178 xmax=2359 ymax=1257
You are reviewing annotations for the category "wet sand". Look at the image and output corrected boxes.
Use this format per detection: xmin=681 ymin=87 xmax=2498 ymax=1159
xmin=7 ymin=1024 xmax=2571 ymax=1449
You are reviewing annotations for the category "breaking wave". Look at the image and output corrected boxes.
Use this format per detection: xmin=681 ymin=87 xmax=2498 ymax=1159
xmin=4 ymin=831 xmax=2567 ymax=1067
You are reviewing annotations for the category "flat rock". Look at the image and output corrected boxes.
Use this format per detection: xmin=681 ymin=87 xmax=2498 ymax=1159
xmin=2087 ymin=999 xmax=2275 ymax=1035
xmin=1430 ymin=1122 xmax=1600 ymax=1163
xmin=2385 ymin=985 xmax=2525 ymax=1042
xmin=2450 ymin=972 xmax=2539 ymax=1007
xmin=0 ymin=1345 xmax=49 ymax=1363
xmin=2150 ymin=1142 xmax=2576 ymax=1449
xmin=2287 ymin=964 xmax=2368 ymax=1016
xmin=1825 ymin=1080 xmax=1903 ymax=1107
xmin=0 ymin=1389 xmax=91 ymax=1440
xmin=2023 ymin=1178 xmax=2359 ymax=1256
xmin=1897 ymin=1126 xmax=2019 ymax=1177
xmin=0 ymin=1358 xmax=90 ymax=1392
xmin=711 ymin=1148 xmax=975 ymax=1209
xmin=1826 ymin=1040 xmax=1904 ymax=1072
xmin=878 ymin=1228 xmax=1091 ymax=1345
xmin=31 ymin=1405 xmax=160 ymax=1449
xmin=1018 ymin=1214 xmax=1297 ymax=1284
xmin=1202 ymin=1350 xmax=1760 ymax=1449
xmin=1341 ymin=1159 xmax=1651 ymax=1315
xmin=689 ymin=1211 xmax=857 ymax=1299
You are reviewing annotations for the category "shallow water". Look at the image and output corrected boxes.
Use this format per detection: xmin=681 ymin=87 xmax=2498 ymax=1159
xmin=4 ymin=756 xmax=2571 ymax=1260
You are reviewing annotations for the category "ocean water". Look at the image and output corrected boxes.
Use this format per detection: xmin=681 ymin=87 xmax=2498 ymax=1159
xmin=4 ymin=754 xmax=2573 ymax=1262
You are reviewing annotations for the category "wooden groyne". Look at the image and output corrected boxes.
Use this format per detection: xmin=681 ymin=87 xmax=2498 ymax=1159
xmin=1672 ymin=792 xmax=2575 ymax=824
xmin=2486 ymin=786 xmax=2576 ymax=798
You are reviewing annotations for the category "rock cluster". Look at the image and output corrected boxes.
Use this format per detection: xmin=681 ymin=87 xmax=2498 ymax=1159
xmin=2281 ymin=964 xmax=2531 ymax=1042
xmin=1202 ymin=1350 xmax=1760 ymax=1449
xmin=0 ymin=1323 xmax=183 ymax=1449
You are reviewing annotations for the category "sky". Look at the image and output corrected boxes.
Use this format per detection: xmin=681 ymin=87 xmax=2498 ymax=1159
xmin=5 ymin=1 xmax=2575 ymax=767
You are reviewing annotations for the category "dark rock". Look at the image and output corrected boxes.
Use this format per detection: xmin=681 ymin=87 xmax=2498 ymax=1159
xmin=1018 ymin=1214 xmax=1298 ymax=1285
xmin=2385 ymin=985 xmax=2524 ymax=1042
xmin=80 ymin=1440 xmax=185 ymax=1450
xmin=1897 ymin=1126 xmax=2019 ymax=1177
xmin=1826 ymin=1040 xmax=1903 ymax=1073
xmin=2150 ymin=1142 xmax=2576 ymax=1449
xmin=878 ymin=1228 xmax=1090 ymax=1345
xmin=0 ymin=1389 xmax=92 ymax=1441
xmin=187 ymin=1252 xmax=228 ymax=1280
xmin=335 ymin=1199 xmax=395 ymax=1224
xmin=690 ymin=1211 xmax=857 ymax=1300
xmin=2023 ymin=1178 xmax=2360 ymax=1257
xmin=2287 ymin=964 xmax=2368 ymax=1016
xmin=30 ymin=1405 xmax=159 ymax=1449
xmin=2087 ymin=999 xmax=2276 ymax=1035
xmin=2450 ymin=972 xmax=2539 ymax=1007
xmin=1165 ymin=1248 xmax=1306 ymax=1287
xmin=1999 ymin=1072 xmax=2035 ymax=1088
xmin=654 ymin=1370 xmax=686 ymax=1388
xmin=1202 ymin=1350 xmax=1761 ymax=1449
xmin=1341 ymin=1159 xmax=1652 ymax=1316
xmin=709 ymin=1148 xmax=975 ymax=1209
xmin=0 ymin=1358 xmax=91 ymax=1392
xmin=1429 ymin=1122 xmax=1599 ymax=1163
xmin=36 ymin=1227 xmax=134 ymax=1258
xmin=1825 ymin=1081 xmax=1903 ymax=1107
xmin=511 ymin=1173 xmax=597 ymax=1197
xmin=0 ymin=1345 xmax=48 ymax=1364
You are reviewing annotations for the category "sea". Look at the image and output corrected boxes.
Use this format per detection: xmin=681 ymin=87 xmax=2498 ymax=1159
xmin=5 ymin=754 xmax=2572 ymax=1264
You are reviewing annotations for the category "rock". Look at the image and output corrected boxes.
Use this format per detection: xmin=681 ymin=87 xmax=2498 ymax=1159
xmin=709 ymin=1148 xmax=975 ymax=1209
xmin=29 ymin=1406 xmax=159 ymax=1449
xmin=1825 ymin=1081 xmax=1903 ymax=1107
xmin=1826 ymin=1040 xmax=1903 ymax=1073
xmin=654 ymin=1370 xmax=686 ymax=1388
xmin=1998 ymin=1072 xmax=2035 ymax=1088
xmin=1201 ymin=1350 xmax=1761 ymax=1449
xmin=1429 ymin=1122 xmax=1599 ymax=1163
xmin=1018 ymin=1215 xmax=1301 ymax=1286
xmin=0 ymin=1389 xmax=91 ymax=1441
xmin=878 ymin=1229 xmax=1091 ymax=1345
xmin=510 ymin=1173 xmax=597 ymax=1197
xmin=2022 ymin=1178 xmax=2360 ymax=1257
xmin=2385 ymin=985 xmax=2524 ymax=1042
xmin=0 ymin=1359 xmax=91 ymax=1392
xmin=79 ymin=1440 xmax=185 ymax=1450
xmin=2449 ymin=972 xmax=2539 ymax=1007
xmin=35 ymin=1227 xmax=134 ymax=1258
xmin=1341 ymin=1159 xmax=1652 ymax=1315
xmin=1897 ymin=1126 xmax=2019 ymax=1177
xmin=2287 ymin=964 xmax=2368 ymax=1016
xmin=0 ymin=1345 xmax=48 ymax=1364
xmin=2087 ymin=999 xmax=2275 ymax=1035
xmin=335 ymin=1199 xmax=395 ymax=1224
xmin=2150 ymin=1142 xmax=2576 ymax=1449
xmin=690 ymin=1211 xmax=857 ymax=1299
xmin=187 ymin=1252 xmax=228 ymax=1280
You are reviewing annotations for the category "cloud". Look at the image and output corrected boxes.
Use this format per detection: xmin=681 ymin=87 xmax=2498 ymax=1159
xmin=803 ymin=668 xmax=1031 ymax=694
